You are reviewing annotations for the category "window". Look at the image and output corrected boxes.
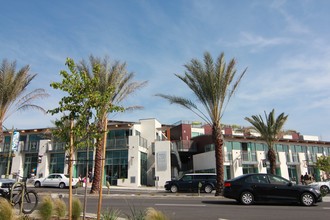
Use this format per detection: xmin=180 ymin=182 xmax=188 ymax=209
xmin=181 ymin=175 xmax=193 ymax=181
xmin=268 ymin=175 xmax=289 ymax=185
xmin=246 ymin=175 xmax=268 ymax=184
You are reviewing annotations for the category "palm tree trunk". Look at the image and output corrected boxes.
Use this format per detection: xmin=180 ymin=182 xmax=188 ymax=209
xmin=0 ymin=121 xmax=3 ymax=146
xmin=213 ymin=123 xmax=224 ymax=196
xmin=268 ymin=148 xmax=277 ymax=175
xmin=90 ymin=121 xmax=104 ymax=194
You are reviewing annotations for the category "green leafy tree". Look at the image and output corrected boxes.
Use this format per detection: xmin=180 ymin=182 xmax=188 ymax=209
xmin=245 ymin=109 xmax=288 ymax=175
xmin=156 ymin=52 xmax=247 ymax=195
xmin=0 ymin=59 xmax=48 ymax=145
xmin=77 ymin=55 xmax=147 ymax=195
xmin=315 ymin=155 xmax=330 ymax=179
xmin=48 ymin=58 xmax=121 ymax=219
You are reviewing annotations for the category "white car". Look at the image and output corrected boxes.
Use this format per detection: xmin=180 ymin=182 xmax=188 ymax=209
xmin=309 ymin=179 xmax=330 ymax=194
xmin=34 ymin=173 xmax=79 ymax=189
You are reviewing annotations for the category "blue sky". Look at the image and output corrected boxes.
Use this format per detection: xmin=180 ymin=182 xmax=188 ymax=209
xmin=1 ymin=0 xmax=330 ymax=140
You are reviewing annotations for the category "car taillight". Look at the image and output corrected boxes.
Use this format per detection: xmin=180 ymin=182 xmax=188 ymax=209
xmin=224 ymin=182 xmax=231 ymax=187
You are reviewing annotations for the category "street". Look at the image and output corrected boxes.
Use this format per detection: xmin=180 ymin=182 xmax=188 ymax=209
xmin=32 ymin=187 xmax=330 ymax=220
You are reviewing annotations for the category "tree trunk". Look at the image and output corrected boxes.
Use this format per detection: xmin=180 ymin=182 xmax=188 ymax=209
xmin=90 ymin=121 xmax=104 ymax=194
xmin=268 ymin=147 xmax=277 ymax=175
xmin=0 ymin=121 xmax=3 ymax=146
xmin=213 ymin=123 xmax=224 ymax=196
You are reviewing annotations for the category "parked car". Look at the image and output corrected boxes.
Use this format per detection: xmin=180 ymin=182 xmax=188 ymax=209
xmin=309 ymin=178 xmax=330 ymax=194
xmin=223 ymin=173 xmax=322 ymax=206
xmin=164 ymin=173 xmax=216 ymax=193
xmin=0 ymin=178 xmax=16 ymax=198
xmin=0 ymin=178 xmax=16 ymax=189
xmin=34 ymin=173 xmax=79 ymax=189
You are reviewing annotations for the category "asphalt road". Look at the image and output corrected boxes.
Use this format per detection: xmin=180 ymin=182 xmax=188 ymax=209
xmin=83 ymin=196 xmax=330 ymax=220
xmin=32 ymin=186 xmax=330 ymax=220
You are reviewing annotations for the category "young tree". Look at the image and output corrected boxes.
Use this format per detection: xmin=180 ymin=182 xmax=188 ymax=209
xmin=48 ymin=58 xmax=123 ymax=220
xmin=315 ymin=155 xmax=330 ymax=179
xmin=0 ymin=59 xmax=48 ymax=146
xmin=156 ymin=52 xmax=247 ymax=196
xmin=245 ymin=109 xmax=288 ymax=175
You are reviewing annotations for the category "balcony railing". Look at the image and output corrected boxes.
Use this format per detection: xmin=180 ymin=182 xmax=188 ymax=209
xmin=173 ymin=140 xmax=197 ymax=152
xmin=106 ymin=138 xmax=128 ymax=149
xmin=286 ymin=152 xmax=299 ymax=164
xmin=241 ymin=151 xmax=257 ymax=162
xmin=0 ymin=143 xmax=11 ymax=152
xmin=48 ymin=142 xmax=66 ymax=152
xmin=20 ymin=141 xmax=39 ymax=153
xmin=306 ymin=153 xmax=317 ymax=163
xmin=224 ymin=152 xmax=232 ymax=162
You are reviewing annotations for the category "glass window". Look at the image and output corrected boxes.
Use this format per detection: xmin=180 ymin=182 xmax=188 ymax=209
xmin=268 ymin=175 xmax=289 ymax=185
xmin=225 ymin=142 xmax=232 ymax=151
xmin=232 ymin=142 xmax=241 ymax=150
xmin=255 ymin=143 xmax=265 ymax=151
xmin=246 ymin=174 xmax=268 ymax=184
xmin=181 ymin=175 xmax=192 ymax=181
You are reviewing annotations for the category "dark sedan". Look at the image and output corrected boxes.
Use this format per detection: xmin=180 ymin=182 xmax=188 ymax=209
xmin=223 ymin=173 xmax=322 ymax=206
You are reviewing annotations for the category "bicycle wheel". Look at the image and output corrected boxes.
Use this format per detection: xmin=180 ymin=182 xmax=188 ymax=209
xmin=22 ymin=190 xmax=38 ymax=214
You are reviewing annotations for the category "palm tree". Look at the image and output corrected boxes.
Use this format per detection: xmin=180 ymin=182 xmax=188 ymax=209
xmin=78 ymin=55 xmax=147 ymax=194
xmin=245 ymin=109 xmax=288 ymax=175
xmin=0 ymin=59 xmax=49 ymax=145
xmin=156 ymin=52 xmax=247 ymax=196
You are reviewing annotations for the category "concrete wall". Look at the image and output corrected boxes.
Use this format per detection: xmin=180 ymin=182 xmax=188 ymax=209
xmin=154 ymin=140 xmax=171 ymax=188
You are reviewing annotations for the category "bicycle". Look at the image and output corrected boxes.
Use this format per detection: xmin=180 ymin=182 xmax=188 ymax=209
xmin=0 ymin=176 xmax=38 ymax=214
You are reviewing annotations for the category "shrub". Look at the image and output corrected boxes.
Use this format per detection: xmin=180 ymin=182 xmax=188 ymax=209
xmin=72 ymin=197 xmax=82 ymax=220
xmin=125 ymin=204 xmax=145 ymax=220
xmin=101 ymin=208 xmax=121 ymax=220
xmin=38 ymin=196 xmax=53 ymax=220
xmin=145 ymin=207 xmax=169 ymax=220
xmin=0 ymin=197 xmax=14 ymax=220
xmin=54 ymin=198 xmax=66 ymax=219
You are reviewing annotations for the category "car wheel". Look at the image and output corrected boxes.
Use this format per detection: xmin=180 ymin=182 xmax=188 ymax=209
xmin=59 ymin=182 xmax=66 ymax=189
xmin=320 ymin=185 xmax=329 ymax=195
xmin=170 ymin=185 xmax=178 ymax=193
xmin=204 ymin=185 xmax=213 ymax=193
xmin=240 ymin=191 xmax=254 ymax=205
xmin=301 ymin=192 xmax=315 ymax=206
xmin=34 ymin=181 xmax=41 ymax=188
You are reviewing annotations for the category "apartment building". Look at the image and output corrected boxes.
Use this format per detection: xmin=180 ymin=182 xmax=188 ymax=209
xmin=1 ymin=119 xmax=329 ymax=188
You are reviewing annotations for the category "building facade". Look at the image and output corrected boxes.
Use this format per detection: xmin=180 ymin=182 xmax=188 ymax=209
xmin=1 ymin=119 xmax=329 ymax=188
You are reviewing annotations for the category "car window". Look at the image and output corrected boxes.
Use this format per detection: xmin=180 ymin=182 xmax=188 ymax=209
xmin=246 ymin=175 xmax=268 ymax=184
xmin=194 ymin=175 xmax=206 ymax=180
xmin=268 ymin=175 xmax=289 ymax=185
xmin=56 ymin=175 xmax=62 ymax=179
xmin=48 ymin=175 xmax=55 ymax=179
xmin=181 ymin=175 xmax=192 ymax=181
